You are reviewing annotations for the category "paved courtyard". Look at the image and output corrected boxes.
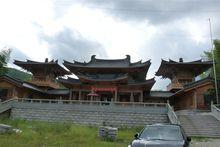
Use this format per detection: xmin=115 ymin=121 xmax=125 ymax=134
xmin=191 ymin=139 xmax=220 ymax=147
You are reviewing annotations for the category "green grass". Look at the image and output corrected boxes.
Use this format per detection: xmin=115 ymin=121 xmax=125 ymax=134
xmin=0 ymin=119 xmax=141 ymax=147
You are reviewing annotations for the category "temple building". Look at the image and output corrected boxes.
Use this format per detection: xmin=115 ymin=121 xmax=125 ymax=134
xmin=156 ymin=58 xmax=214 ymax=110
xmin=59 ymin=55 xmax=155 ymax=102
xmin=0 ymin=55 xmax=215 ymax=110
xmin=0 ymin=59 xmax=70 ymax=101
xmin=156 ymin=58 xmax=213 ymax=92
xmin=14 ymin=59 xmax=70 ymax=89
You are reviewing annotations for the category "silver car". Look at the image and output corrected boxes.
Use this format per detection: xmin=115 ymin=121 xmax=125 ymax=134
xmin=128 ymin=124 xmax=191 ymax=147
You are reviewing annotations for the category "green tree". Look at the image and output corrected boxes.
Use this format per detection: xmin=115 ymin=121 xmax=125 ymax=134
xmin=0 ymin=48 xmax=11 ymax=75
xmin=214 ymin=39 xmax=220 ymax=80
xmin=202 ymin=39 xmax=220 ymax=80
xmin=202 ymin=39 xmax=220 ymax=103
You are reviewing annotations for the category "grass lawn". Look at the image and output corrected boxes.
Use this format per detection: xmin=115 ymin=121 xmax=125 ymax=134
xmin=0 ymin=119 xmax=141 ymax=147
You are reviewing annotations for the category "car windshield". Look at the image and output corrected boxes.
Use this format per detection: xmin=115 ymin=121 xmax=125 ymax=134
xmin=139 ymin=125 xmax=183 ymax=141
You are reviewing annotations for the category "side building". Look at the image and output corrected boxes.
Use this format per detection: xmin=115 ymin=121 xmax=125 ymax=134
xmin=0 ymin=59 xmax=70 ymax=101
xmin=156 ymin=58 xmax=214 ymax=110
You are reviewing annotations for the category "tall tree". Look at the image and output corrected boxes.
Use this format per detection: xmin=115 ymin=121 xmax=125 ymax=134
xmin=214 ymin=39 xmax=220 ymax=80
xmin=202 ymin=39 xmax=220 ymax=104
xmin=0 ymin=48 xmax=11 ymax=75
xmin=202 ymin=39 xmax=220 ymax=80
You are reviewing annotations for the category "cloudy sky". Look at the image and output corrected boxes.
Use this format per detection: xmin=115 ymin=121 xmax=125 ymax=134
xmin=0 ymin=0 xmax=220 ymax=90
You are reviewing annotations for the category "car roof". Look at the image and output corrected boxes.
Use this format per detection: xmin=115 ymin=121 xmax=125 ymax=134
xmin=146 ymin=123 xmax=181 ymax=127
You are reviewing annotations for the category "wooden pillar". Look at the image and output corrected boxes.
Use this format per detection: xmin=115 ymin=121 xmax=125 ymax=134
xmin=114 ymin=90 xmax=118 ymax=102
xmin=130 ymin=92 xmax=134 ymax=102
xmin=11 ymin=87 xmax=16 ymax=98
xmin=79 ymin=90 xmax=82 ymax=100
xmin=91 ymin=96 xmax=93 ymax=101
xmin=140 ymin=91 xmax=143 ymax=102
xmin=194 ymin=90 xmax=197 ymax=109
xmin=69 ymin=89 xmax=72 ymax=100
xmin=72 ymin=91 xmax=75 ymax=100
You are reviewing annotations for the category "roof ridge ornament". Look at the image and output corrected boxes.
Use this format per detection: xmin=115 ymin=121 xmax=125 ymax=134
xmin=126 ymin=55 xmax=130 ymax=62
xmin=91 ymin=55 xmax=96 ymax=61
xmin=179 ymin=58 xmax=183 ymax=62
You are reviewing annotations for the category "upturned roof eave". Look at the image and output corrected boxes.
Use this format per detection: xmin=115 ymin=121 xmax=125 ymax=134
xmin=155 ymin=59 xmax=213 ymax=78
xmin=77 ymin=74 xmax=129 ymax=82
xmin=14 ymin=59 xmax=70 ymax=76
xmin=63 ymin=59 xmax=151 ymax=69
xmin=170 ymin=77 xmax=214 ymax=98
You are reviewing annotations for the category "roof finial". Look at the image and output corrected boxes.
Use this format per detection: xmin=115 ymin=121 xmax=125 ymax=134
xmin=126 ymin=55 xmax=130 ymax=61
xmin=179 ymin=58 xmax=183 ymax=62
xmin=91 ymin=55 xmax=96 ymax=61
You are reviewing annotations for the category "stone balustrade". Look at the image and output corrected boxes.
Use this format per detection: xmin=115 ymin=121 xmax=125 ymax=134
xmin=1 ymin=98 xmax=171 ymax=127
xmin=211 ymin=103 xmax=220 ymax=122
xmin=0 ymin=98 xmax=15 ymax=113
xmin=167 ymin=103 xmax=180 ymax=125
xmin=10 ymin=98 xmax=168 ymax=127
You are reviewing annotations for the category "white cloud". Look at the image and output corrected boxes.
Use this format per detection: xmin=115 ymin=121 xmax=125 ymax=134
xmin=0 ymin=0 xmax=219 ymax=90
xmin=55 ymin=4 xmax=156 ymax=61
xmin=0 ymin=0 xmax=54 ymax=60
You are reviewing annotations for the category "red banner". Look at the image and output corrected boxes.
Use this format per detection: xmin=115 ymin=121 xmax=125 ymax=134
xmin=91 ymin=87 xmax=117 ymax=92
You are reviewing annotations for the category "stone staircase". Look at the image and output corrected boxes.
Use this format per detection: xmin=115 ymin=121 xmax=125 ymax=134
xmin=177 ymin=111 xmax=220 ymax=137
xmin=0 ymin=99 xmax=14 ymax=114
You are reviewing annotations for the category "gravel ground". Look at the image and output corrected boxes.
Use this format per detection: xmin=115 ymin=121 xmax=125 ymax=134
xmin=191 ymin=139 xmax=220 ymax=147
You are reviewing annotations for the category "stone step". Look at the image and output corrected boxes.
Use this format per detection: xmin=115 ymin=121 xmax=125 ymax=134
xmin=178 ymin=114 xmax=220 ymax=137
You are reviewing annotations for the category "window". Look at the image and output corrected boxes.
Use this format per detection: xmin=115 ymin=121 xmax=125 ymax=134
xmin=0 ymin=89 xmax=8 ymax=101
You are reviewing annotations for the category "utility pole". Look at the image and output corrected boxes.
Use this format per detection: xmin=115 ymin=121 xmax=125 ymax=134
xmin=208 ymin=18 xmax=219 ymax=104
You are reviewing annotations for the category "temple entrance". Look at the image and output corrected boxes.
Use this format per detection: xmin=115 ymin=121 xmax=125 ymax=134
xmin=119 ymin=93 xmax=130 ymax=102
xmin=91 ymin=86 xmax=117 ymax=102
xmin=204 ymin=89 xmax=216 ymax=109
xmin=99 ymin=92 xmax=113 ymax=102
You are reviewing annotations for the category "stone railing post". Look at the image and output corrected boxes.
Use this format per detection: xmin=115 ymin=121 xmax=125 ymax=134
xmin=211 ymin=102 xmax=220 ymax=122
xmin=167 ymin=103 xmax=180 ymax=125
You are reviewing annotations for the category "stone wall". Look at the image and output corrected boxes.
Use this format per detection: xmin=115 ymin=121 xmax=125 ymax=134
xmin=10 ymin=102 xmax=169 ymax=127
xmin=0 ymin=110 xmax=10 ymax=119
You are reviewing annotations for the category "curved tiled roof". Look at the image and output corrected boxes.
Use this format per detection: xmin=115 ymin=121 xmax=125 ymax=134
xmin=57 ymin=77 xmax=81 ymax=85
xmin=77 ymin=73 xmax=129 ymax=82
xmin=14 ymin=59 xmax=70 ymax=76
xmin=58 ymin=76 xmax=155 ymax=90
xmin=0 ymin=75 xmax=45 ymax=93
xmin=170 ymin=76 xmax=214 ymax=97
xmin=156 ymin=59 xmax=213 ymax=79
xmin=63 ymin=55 xmax=151 ymax=68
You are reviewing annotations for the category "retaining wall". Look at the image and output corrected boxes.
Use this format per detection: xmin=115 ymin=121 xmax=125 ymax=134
xmin=10 ymin=101 xmax=169 ymax=127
